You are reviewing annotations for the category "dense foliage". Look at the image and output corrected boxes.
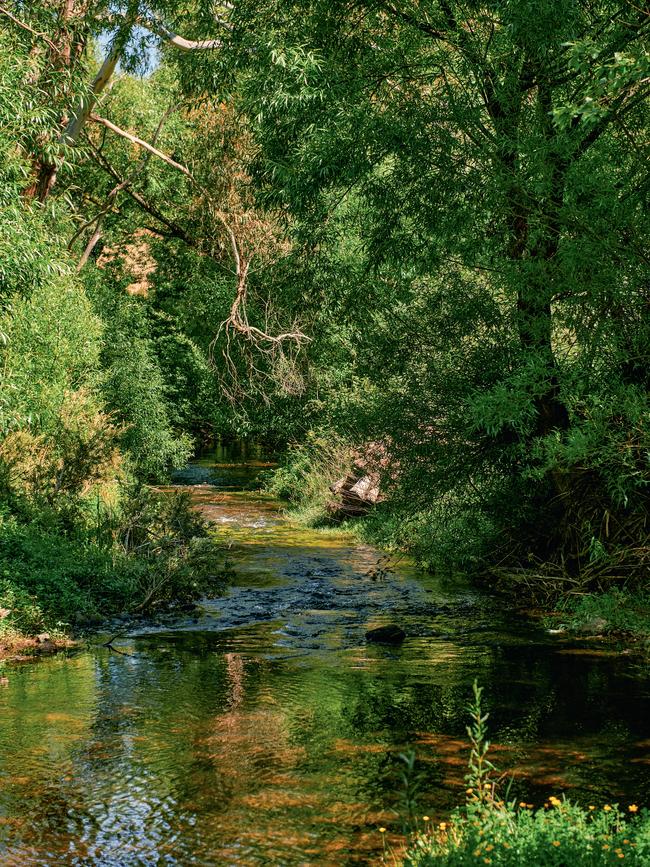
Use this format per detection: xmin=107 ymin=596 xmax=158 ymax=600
xmin=0 ymin=0 xmax=648 ymax=639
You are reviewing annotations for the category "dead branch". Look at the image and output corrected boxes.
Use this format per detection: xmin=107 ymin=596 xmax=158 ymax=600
xmin=89 ymin=114 xmax=194 ymax=178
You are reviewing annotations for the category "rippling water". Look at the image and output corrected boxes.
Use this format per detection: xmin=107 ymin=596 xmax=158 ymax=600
xmin=1 ymin=445 xmax=649 ymax=865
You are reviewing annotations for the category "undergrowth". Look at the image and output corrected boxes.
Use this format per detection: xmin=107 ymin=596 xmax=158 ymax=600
xmin=399 ymin=683 xmax=650 ymax=866
xmin=0 ymin=487 xmax=229 ymax=639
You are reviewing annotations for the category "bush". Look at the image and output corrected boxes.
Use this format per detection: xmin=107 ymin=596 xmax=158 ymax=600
xmin=0 ymin=488 xmax=230 ymax=635
xmin=401 ymin=684 xmax=650 ymax=866
xmin=264 ymin=431 xmax=354 ymax=524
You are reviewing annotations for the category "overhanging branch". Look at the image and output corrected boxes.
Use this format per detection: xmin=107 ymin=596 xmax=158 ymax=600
xmin=89 ymin=114 xmax=194 ymax=178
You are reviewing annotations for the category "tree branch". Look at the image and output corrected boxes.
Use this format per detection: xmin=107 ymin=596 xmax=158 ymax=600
xmin=86 ymin=139 xmax=192 ymax=244
xmin=64 ymin=49 xmax=120 ymax=145
xmin=137 ymin=16 xmax=223 ymax=51
xmin=0 ymin=5 xmax=58 ymax=51
xmin=89 ymin=114 xmax=194 ymax=178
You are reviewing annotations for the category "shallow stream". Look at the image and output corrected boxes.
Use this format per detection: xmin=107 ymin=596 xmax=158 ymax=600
xmin=1 ymin=445 xmax=649 ymax=865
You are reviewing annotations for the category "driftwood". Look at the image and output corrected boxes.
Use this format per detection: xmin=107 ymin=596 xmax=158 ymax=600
xmin=327 ymin=472 xmax=381 ymax=521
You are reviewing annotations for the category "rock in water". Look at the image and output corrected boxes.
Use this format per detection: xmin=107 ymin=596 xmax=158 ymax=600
xmin=365 ymin=625 xmax=406 ymax=645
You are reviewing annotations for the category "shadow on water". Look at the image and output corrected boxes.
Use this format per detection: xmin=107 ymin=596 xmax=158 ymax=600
xmin=1 ymin=442 xmax=650 ymax=865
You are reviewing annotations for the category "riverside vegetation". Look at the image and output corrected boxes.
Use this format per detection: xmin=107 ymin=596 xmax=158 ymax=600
xmin=400 ymin=684 xmax=650 ymax=866
xmin=0 ymin=0 xmax=648 ymax=862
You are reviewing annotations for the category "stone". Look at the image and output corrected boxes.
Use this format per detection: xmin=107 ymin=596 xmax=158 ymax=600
xmin=365 ymin=625 xmax=406 ymax=645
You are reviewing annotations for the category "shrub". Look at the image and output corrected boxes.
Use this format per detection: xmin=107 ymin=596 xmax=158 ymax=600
xmin=401 ymin=684 xmax=650 ymax=866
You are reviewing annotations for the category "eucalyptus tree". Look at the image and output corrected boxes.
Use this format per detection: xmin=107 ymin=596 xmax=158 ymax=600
xmin=0 ymin=1 xmax=231 ymax=199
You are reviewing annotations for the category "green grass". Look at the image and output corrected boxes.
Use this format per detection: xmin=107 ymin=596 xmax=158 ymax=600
xmin=399 ymin=684 xmax=650 ymax=866
xmin=551 ymin=588 xmax=650 ymax=641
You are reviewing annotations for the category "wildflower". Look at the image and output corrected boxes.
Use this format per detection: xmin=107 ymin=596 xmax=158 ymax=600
xmin=519 ymin=801 xmax=527 ymax=808
xmin=526 ymin=803 xmax=533 ymax=809
xmin=473 ymin=849 xmax=482 ymax=857
xmin=603 ymin=844 xmax=610 ymax=850
xmin=618 ymin=855 xmax=625 ymax=860
xmin=483 ymin=860 xmax=491 ymax=865
xmin=438 ymin=822 xmax=446 ymax=830
xmin=623 ymin=839 xmax=630 ymax=844
xmin=549 ymin=796 xmax=562 ymax=807
xmin=604 ymin=804 xmax=612 ymax=811
xmin=422 ymin=816 xmax=430 ymax=822
xmin=552 ymin=841 xmax=560 ymax=847
xmin=628 ymin=805 xmax=638 ymax=813
xmin=466 ymin=788 xmax=473 ymax=794
xmin=485 ymin=844 xmax=494 ymax=852
xmin=589 ymin=805 xmax=596 ymax=810
xmin=379 ymin=827 xmax=386 ymax=833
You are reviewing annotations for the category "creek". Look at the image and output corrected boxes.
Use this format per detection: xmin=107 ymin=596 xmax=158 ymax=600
xmin=1 ymin=444 xmax=649 ymax=865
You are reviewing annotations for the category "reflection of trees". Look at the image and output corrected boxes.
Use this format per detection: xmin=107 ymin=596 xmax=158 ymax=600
xmin=2 ymin=631 xmax=650 ymax=863
xmin=0 ymin=655 xmax=98 ymax=862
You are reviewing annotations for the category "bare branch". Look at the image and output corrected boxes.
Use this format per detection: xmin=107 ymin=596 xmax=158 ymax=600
xmin=137 ymin=16 xmax=223 ymax=51
xmin=64 ymin=49 xmax=120 ymax=145
xmin=89 ymin=114 xmax=194 ymax=178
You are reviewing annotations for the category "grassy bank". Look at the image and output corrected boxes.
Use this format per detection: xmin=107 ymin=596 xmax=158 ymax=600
xmin=0 ymin=487 xmax=228 ymax=658
xmin=264 ymin=438 xmax=650 ymax=645
xmin=397 ymin=684 xmax=650 ymax=866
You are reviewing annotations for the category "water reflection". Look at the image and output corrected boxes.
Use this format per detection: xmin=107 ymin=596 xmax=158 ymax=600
xmin=1 ymin=448 xmax=650 ymax=865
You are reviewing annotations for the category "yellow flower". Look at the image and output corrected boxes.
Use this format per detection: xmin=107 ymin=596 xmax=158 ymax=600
xmin=623 ymin=839 xmax=630 ymax=844
xmin=604 ymin=805 xmax=612 ymax=811
xmin=473 ymin=849 xmax=482 ymax=857
xmin=519 ymin=801 xmax=527 ymax=808
xmin=552 ymin=841 xmax=560 ymax=847
xmin=549 ymin=796 xmax=562 ymax=806
xmin=589 ymin=805 xmax=596 ymax=810
xmin=526 ymin=803 xmax=534 ymax=809
xmin=422 ymin=816 xmax=430 ymax=822
xmin=439 ymin=822 xmax=446 ymax=830
xmin=466 ymin=788 xmax=474 ymax=794
xmin=603 ymin=844 xmax=610 ymax=850
xmin=485 ymin=845 xmax=494 ymax=852
xmin=483 ymin=860 xmax=491 ymax=865
xmin=628 ymin=804 xmax=639 ymax=813
xmin=379 ymin=827 xmax=386 ymax=833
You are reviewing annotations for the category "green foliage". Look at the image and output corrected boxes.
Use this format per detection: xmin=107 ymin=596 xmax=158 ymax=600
xmin=554 ymin=589 xmax=650 ymax=640
xmin=230 ymin=0 xmax=650 ymax=586
xmin=0 ymin=488 xmax=228 ymax=635
xmin=402 ymin=685 xmax=650 ymax=865
xmin=263 ymin=432 xmax=353 ymax=525
xmin=89 ymin=278 xmax=193 ymax=481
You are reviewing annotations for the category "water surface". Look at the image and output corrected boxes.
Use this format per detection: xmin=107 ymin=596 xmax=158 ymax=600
xmin=1 ymin=447 xmax=649 ymax=865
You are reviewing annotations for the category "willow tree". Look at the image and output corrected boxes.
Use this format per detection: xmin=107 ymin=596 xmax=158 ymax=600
xmin=228 ymin=0 xmax=649 ymax=579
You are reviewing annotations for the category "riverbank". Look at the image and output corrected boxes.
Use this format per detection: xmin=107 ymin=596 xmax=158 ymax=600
xmin=397 ymin=684 xmax=650 ymax=866
xmin=2 ymin=452 xmax=650 ymax=864
xmin=0 ymin=490 xmax=229 ymax=662
xmin=264 ymin=462 xmax=650 ymax=651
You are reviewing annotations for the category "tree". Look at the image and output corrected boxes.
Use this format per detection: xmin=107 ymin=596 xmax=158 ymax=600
xmin=228 ymin=0 xmax=649 ymax=577
xmin=1 ymin=0 xmax=230 ymax=199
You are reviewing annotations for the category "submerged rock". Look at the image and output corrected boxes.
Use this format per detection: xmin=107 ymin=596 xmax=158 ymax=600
xmin=365 ymin=625 xmax=406 ymax=644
